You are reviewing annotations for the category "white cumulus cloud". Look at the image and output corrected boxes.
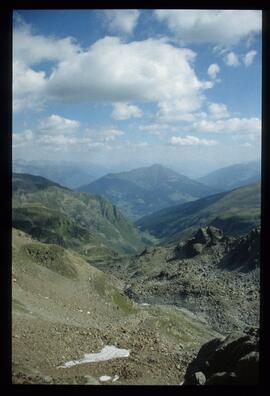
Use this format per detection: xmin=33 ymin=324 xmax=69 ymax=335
xmin=207 ymin=63 xmax=220 ymax=79
xmin=111 ymin=102 xmax=142 ymax=120
xmin=170 ymin=135 xmax=217 ymax=146
xmin=224 ymin=51 xmax=240 ymax=67
xmin=38 ymin=114 xmax=80 ymax=135
xmin=208 ymin=102 xmax=229 ymax=119
xmin=13 ymin=21 xmax=81 ymax=112
xmin=154 ymin=10 xmax=261 ymax=45
xmin=13 ymin=21 xmax=214 ymax=118
xmin=85 ymin=127 xmax=125 ymax=142
xmin=243 ymin=50 xmax=257 ymax=66
xmin=101 ymin=128 xmax=125 ymax=141
xmin=13 ymin=22 xmax=81 ymax=67
xmin=43 ymin=36 xmax=212 ymax=122
xmin=13 ymin=61 xmax=47 ymax=112
xmin=103 ymin=9 xmax=140 ymax=35
xmin=38 ymin=134 xmax=78 ymax=146
xmin=45 ymin=37 xmax=203 ymax=103
xmin=191 ymin=117 xmax=261 ymax=136
xmin=13 ymin=129 xmax=34 ymax=147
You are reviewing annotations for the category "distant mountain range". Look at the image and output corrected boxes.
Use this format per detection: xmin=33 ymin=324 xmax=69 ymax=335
xmin=77 ymin=164 xmax=219 ymax=220
xmin=197 ymin=160 xmax=261 ymax=191
xmin=137 ymin=182 xmax=261 ymax=242
xmin=13 ymin=159 xmax=108 ymax=189
xmin=12 ymin=173 xmax=150 ymax=258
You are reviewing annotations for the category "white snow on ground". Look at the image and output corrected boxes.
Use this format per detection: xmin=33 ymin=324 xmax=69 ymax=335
xmin=57 ymin=345 xmax=130 ymax=368
xmin=99 ymin=375 xmax=112 ymax=382
xmin=99 ymin=374 xmax=120 ymax=382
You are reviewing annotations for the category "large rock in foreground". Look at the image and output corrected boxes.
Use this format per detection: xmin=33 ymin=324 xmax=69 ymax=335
xmin=183 ymin=327 xmax=259 ymax=385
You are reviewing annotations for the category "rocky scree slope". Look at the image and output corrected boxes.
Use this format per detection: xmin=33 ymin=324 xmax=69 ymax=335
xmin=102 ymin=226 xmax=260 ymax=335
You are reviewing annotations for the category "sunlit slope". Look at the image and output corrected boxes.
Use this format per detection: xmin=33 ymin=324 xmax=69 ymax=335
xmin=12 ymin=173 xmax=148 ymax=256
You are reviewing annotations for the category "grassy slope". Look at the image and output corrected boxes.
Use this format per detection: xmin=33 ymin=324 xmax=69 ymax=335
xmin=137 ymin=182 xmax=261 ymax=242
xmin=12 ymin=173 xmax=149 ymax=256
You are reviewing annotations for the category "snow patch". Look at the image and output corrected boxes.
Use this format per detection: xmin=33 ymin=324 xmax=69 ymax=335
xmin=57 ymin=345 xmax=130 ymax=368
xmin=99 ymin=375 xmax=111 ymax=382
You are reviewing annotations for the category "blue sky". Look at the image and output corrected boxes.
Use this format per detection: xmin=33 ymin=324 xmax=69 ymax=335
xmin=13 ymin=9 xmax=262 ymax=177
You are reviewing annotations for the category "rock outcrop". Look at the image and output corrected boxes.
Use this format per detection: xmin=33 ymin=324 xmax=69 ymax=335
xmin=183 ymin=327 xmax=259 ymax=385
xmin=220 ymin=226 xmax=260 ymax=272
xmin=174 ymin=226 xmax=226 ymax=258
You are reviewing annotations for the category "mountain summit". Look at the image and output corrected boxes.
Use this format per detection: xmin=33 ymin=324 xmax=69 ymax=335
xmin=77 ymin=164 xmax=218 ymax=220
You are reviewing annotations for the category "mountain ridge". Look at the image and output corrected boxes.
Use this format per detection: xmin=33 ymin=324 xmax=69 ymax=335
xmin=12 ymin=173 xmax=150 ymax=257
xmin=197 ymin=160 xmax=260 ymax=191
xmin=77 ymin=164 xmax=219 ymax=220
xmin=13 ymin=159 xmax=108 ymax=189
xmin=137 ymin=182 xmax=261 ymax=242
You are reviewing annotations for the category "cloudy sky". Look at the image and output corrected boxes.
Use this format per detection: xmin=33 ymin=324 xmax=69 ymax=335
xmin=13 ymin=9 xmax=262 ymax=176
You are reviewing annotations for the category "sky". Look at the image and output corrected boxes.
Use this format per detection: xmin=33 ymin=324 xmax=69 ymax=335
xmin=12 ymin=9 xmax=262 ymax=177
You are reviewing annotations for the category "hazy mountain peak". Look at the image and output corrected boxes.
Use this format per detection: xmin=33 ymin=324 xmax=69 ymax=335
xmin=198 ymin=160 xmax=261 ymax=191
xmin=77 ymin=164 xmax=218 ymax=220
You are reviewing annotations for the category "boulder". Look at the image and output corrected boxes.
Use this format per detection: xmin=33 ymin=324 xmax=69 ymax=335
xmin=184 ymin=241 xmax=204 ymax=257
xmin=207 ymin=226 xmax=224 ymax=244
xmin=183 ymin=371 xmax=206 ymax=385
xmin=235 ymin=351 xmax=259 ymax=384
xmin=206 ymin=371 xmax=238 ymax=385
xmin=193 ymin=226 xmax=223 ymax=246
xmin=182 ymin=327 xmax=259 ymax=385
xmin=193 ymin=227 xmax=211 ymax=245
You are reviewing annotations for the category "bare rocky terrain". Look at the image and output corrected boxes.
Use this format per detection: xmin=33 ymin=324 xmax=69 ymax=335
xmin=12 ymin=224 xmax=260 ymax=385
xmin=12 ymin=228 xmax=220 ymax=385
xmin=95 ymin=226 xmax=260 ymax=335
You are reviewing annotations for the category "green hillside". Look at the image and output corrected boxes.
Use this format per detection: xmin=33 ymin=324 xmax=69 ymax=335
xmin=137 ymin=182 xmax=261 ymax=242
xmin=12 ymin=173 xmax=149 ymax=257
xmin=77 ymin=164 xmax=218 ymax=220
